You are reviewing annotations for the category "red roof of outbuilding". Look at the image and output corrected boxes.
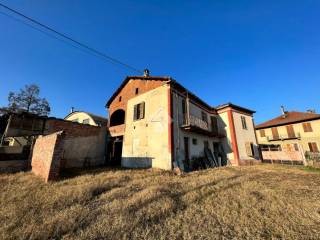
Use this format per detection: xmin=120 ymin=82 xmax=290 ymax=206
xmin=255 ymin=111 xmax=320 ymax=129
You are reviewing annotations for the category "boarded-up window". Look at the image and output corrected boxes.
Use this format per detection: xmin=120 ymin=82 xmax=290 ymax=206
xmin=133 ymin=102 xmax=145 ymax=120
xmin=286 ymin=125 xmax=295 ymax=138
xmin=308 ymin=142 xmax=319 ymax=152
xmin=245 ymin=142 xmax=253 ymax=157
xmin=302 ymin=122 xmax=313 ymax=132
xmin=241 ymin=116 xmax=247 ymax=129
xmin=211 ymin=116 xmax=218 ymax=135
xmin=271 ymin=127 xmax=279 ymax=139
xmin=260 ymin=129 xmax=265 ymax=137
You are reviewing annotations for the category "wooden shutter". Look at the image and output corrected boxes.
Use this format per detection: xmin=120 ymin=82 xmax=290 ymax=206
xmin=139 ymin=102 xmax=145 ymax=119
xmin=313 ymin=143 xmax=319 ymax=152
xmin=245 ymin=142 xmax=253 ymax=156
xmin=133 ymin=104 xmax=138 ymax=120
xmin=260 ymin=129 xmax=265 ymax=137
xmin=271 ymin=127 xmax=279 ymax=139
xmin=286 ymin=125 xmax=295 ymax=138
xmin=241 ymin=116 xmax=247 ymax=129
xmin=309 ymin=142 xmax=319 ymax=152
xmin=303 ymin=122 xmax=313 ymax=132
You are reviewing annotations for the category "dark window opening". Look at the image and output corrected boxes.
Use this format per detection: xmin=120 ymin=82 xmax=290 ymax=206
xmin=241 ymin=116 xmax=247 ymax=130
xmin=201 ymin=111 xmax=208 ymax=123
xmin=211 ymin=116 xmax=218 ymax=135
xmin=204 ymin=140 xmax=209 ymax=149
xmin=119 ymin=96 xmax=122 ymax=102
xmin=109 ymin=109 xmax=125 ymax=126
xmin=83 ymin=119 xmax=90 ymax=124
xmin=192 ymin=138 xmax=197 ymax=145
xmin=134 ymin=102 xmax=145 ymax=121
xmin=135 ymin=88 xmax=139 ymax=95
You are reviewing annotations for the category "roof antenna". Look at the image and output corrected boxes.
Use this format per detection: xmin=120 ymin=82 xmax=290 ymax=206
xmin=144 ymin=69 xmax=150 ymax=77
xmin=70 ymin=107 xmax=75 ymax=113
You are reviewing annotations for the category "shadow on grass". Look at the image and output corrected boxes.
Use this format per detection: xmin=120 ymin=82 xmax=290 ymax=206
xmin=59 ymin=166 xmax=126 ymax=180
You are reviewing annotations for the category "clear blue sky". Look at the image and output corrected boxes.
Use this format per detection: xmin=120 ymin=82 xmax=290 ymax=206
xmin=0 ymin=0 xmax=319 ymax=124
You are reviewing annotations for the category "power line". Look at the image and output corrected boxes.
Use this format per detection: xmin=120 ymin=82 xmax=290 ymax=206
xmin=0 ymin=2 xmax=143 ymax=74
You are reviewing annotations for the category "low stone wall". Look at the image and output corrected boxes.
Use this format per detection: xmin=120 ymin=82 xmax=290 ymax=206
xmin=31 ymin=120 xmax=107 ymax=181
xmin=262 ymin=150 xmax=304 ymax=162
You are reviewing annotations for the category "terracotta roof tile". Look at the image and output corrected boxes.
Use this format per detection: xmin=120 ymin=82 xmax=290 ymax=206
xmin=255 ymin=111 xmax=320 ymax=129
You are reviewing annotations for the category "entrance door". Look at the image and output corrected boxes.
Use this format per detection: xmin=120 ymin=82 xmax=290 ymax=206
xmin=184 ymin=137 xmax=190 ymax=168
xmin=108 ymin=136 xmax=123 ymax=166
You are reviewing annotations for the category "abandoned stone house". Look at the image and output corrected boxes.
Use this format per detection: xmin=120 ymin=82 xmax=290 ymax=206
xmin=106 ymin=73 xmax=260 ymax=171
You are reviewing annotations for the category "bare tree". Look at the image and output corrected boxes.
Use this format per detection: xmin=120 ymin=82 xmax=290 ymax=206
xmin=1 ymin=84 xmax=50 ymax=116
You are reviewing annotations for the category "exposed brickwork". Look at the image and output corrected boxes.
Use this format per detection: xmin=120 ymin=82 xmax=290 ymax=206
xmin=108 ymin=79 xmax=166 ymax=120
xmin=45 ymin=119 xmax=101 ymax=138
xmin=31 ymin=131 xmax=64 ymax=182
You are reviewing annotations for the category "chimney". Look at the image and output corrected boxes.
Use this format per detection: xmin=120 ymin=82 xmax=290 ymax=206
xmin=144 ymin=69 xmax=150 ymax=77
xmin=70 ymin=107 xmax=74 ymax=113
xmin=280 ymin=106 xmax=287 ymax=118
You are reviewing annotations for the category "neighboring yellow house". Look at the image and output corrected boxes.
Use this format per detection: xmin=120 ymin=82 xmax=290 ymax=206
xmin=64 ymin=111 xmax=107 ymax=127
xmin=255 ymin=107 xmax=320 ymax=163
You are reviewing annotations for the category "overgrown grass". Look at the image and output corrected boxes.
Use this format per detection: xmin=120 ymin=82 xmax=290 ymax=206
xmin=299 ymin=165 xmax=320 ymax=173
xmin=1 ymin=165 xmax=320 ymax=239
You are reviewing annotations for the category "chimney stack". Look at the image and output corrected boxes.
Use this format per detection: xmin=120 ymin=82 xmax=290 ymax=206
xmin=144 ymin=69 xmax=150 ymax=77
xmin=70 ymin=107 xmax=74 ymax=113
xmin=280 ymin=106 xmax=287 ymax=118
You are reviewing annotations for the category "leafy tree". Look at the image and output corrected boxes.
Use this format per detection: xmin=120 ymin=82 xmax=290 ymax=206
xmin=0 ymin=84 xmax=50 ymax=116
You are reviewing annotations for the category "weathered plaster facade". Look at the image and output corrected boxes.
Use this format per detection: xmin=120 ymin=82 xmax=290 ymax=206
xmin=106 ymin=75 xmax=260 ymax=170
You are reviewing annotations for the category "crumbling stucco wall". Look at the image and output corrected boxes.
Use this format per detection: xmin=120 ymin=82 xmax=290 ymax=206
xmin=122 ymin=85 xmax=172 ymax=170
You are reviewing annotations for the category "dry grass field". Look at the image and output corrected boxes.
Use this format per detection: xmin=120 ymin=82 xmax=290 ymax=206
xmin=1 ymin=165 xmax=320 ymax=240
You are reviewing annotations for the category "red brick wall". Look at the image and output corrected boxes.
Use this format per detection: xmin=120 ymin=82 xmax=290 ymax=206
xmin=31 ymin=131 xmax=64 ymax=182
xmin=108 ymin=79 xmax=165 ymax=120
xmin=45 ymin=119 xmax=101 ymax=138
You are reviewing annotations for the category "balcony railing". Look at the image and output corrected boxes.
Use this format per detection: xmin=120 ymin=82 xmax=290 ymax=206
xmin=266 ymin=132 xmax=301 ymax=141
xmin=181 ymin=114 xmax=223 ymax=137
xmin=185 ymin=114 xmax=209 ymax=131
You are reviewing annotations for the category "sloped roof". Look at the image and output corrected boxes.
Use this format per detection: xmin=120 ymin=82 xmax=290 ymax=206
xmin=255 ymin=111 xmax=320 ymax=129
xmin=105 ymin=75 xmax=256 ymax=114
xmin=64 ymin=111 xmax=107 ymax=125
xmin=105 ymin=76 xmax=171 ymax=107
xmin=216 ymin=102 xmax=255 ymax=114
